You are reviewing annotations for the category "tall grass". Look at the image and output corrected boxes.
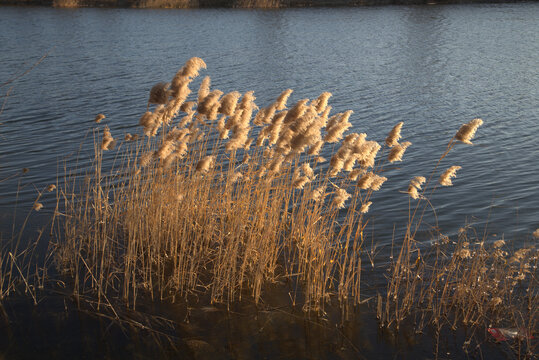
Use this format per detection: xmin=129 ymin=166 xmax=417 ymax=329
xmin=53 ymin=58 xmax=536 ymax=356
xmin=56 ymin=57 xmax=411 ymax=311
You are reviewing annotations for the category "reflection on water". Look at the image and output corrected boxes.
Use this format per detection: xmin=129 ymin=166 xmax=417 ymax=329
xmin=0 ymin=285 xmax=518 ymax=360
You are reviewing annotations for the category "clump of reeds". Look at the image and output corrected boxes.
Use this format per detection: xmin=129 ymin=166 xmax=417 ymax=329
xmin=58 ymin=58 xmax=537 ymax=357
xmin=57 ymin=57 xmax=424 ymax=313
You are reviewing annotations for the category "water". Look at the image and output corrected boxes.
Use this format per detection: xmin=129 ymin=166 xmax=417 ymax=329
xmin=1 ymin=4 xmax=539 ymax=247
xmin=1 ymin=4 xmax=538 ymax=358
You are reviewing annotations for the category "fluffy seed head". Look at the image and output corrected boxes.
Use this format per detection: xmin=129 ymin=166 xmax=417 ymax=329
xmin=196 ymin=155 xmax=215 ymax=173
xmin=275 ymin=89 xmax=293 ymax=110
xmin=149 ymin=82 xmax=170 ymax=105
xmin=310 ymin=186 xmax=326 ymax=202
xmin=357 ymin=172 xmax=374 ymax=190
xmin=385 ymin=122 xmax=403 ymax=147
xmin=533 ymin=229 xmax=539 ymax=239
xmin=218 ymin=91 xmax=241 ymax=116
xmin=197 ymin=76 xmax=211 ymax=104
xmin=455 ymin=118 xmax=483 ymax=145
xmin=307 ymin=140 xmax=324 ymax=156
xmin=408 ymin=176 xmax=426 ymax=199
xmin=313 ymin=92 xmax=332 ymax=114
xmin=177 ymin=57 xmax=206 ymax=79
xmin=332 ymin=188 xmax=351 ymax=209
xmin=293 ymin=176 xmax=311 ymax=189
xmin=388 ymin=141 xmax=411 ymax=163
xmin=348 ymin=169 xmax=364 ymax=181
xmin=94 ymin=113 xmax=105 ymax=123
xmin=370 ymin=175 xmax=387 ymax=191
xmin=138 ymin=152 xmax=154 ymax=167
xmin=407 ymin=185 xmax=420 ymax=199
xmin=230 ymin=172 xmax=243 ymax=183
xmin=454 ymin=248 xmax=471 ymax=259
xmin=197 ymin=90 xmax=223 ymax=117
xmin=360 ymin=201 xmax=372 ymax=213
xmin=410 ymin=176 xmax=426 ymax=190
xmin=325 ymin=111 xmax=353 ymax=143
xmin=301 ymin=163 xmax=314 ymax=179
xmin=101 ymin=126 xmax=115 ymax=151
xmin=439 ymin=166 xmax=462 ymax=186
xmin=33 ymin=202 xmax=43 ymax=211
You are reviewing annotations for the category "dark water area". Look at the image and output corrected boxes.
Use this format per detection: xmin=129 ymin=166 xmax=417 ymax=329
xmin=0 ymin=3 xmax=538 ymax=359
xmin=1 ymin=284 xmax=527 ymax=359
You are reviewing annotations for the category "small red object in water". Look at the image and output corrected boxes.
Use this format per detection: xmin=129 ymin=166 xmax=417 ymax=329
xmin=488 ymin=328 xmax=534 ymax=341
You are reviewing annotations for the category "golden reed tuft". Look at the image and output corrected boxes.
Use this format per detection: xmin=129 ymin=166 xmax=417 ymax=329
xmin=385 ymin=122 xmax=404 ymax=148
xmin=149 ymin=82 xmax=170 ymax=105
xmin=101 ymin=126 xmax=115 ymax=151
xmin=439 ymin=165 xmax=462 ymax=186
xmin=407 ymin=176 xmax=426 ymax=199
xmin=33 ymin=202 xmax=43 ymax=211
xmin=455 ymin=118 xmax=483 ymax=145
xmin=94 ymin=113 xmax=106 ymax=123
xmin=388 ymin=141 xmax=411 ymax=163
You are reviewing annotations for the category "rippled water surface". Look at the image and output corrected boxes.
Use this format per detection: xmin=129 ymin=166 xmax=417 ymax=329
xmin=1 ymin=4 xmax=538 ymax=246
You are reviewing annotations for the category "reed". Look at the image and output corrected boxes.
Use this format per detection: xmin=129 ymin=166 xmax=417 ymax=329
xmin=55 ymin=57 xmax=416 ymax=312
xmin=52 ymin=58 xmax=535 ymax=356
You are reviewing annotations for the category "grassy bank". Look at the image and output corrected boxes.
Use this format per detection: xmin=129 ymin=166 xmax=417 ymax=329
xmin=0 ymin=0 xmax=531 ymax=8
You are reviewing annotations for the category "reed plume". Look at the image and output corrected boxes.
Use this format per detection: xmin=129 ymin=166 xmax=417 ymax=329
xmin=385 ymin=122 xmax=404 ymax=147
xmin=439 ymin=165 xmax=462 ymax=186
xmin=407 ymin=176 xmax=426 ymax=199
xmin=360 ymin=201 xmax=372 ymax=213
xmin=197 ymin=76 xmax=211 ymax=104
xmin=195 ymin=155 xmax=215 ymax=173
xmin=197 ymin=89 xmax=223 ymax=119
xmin=94 ymin=113 xmax=105 ymax=123
xmin=101 ymin=126 xmax=115 ymax=151
xmin=388 ymin=141 xmax=411 ymax=163
xmin=313 ymin=92 xmax=332 ymax=114
xmin=324 ymin=111 xmax=353 ymax=143
xmin=455 ymin=118 xmax=483 ymax=145
xmin=275 ymin=89 xmax=293 ymax=110
xmin=175 ymin=57 xmax=206 ymax=79
xmin=370 ymin=175 xmax=387 ymax=191
xmin=357 ymin=172 xmax=374 ymax=190
xmin=218 ymin=91 xmax=241 ymax=117
xmin=149 ymin=82 xmax=170 ymax=105
xmin=332 ymin=187 xmax=351 ymax=209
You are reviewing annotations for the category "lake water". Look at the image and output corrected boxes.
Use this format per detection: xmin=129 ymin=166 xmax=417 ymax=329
xmin=1 ymin=3 xmax=539 ymax=248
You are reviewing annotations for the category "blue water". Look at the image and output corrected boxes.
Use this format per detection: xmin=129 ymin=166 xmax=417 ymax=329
xmin=1 ymin=4 xmax=538 ymax=247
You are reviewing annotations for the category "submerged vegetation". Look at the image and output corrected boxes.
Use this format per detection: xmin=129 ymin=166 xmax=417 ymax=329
xmin=1 ymin=57 xmax=537 ymax=358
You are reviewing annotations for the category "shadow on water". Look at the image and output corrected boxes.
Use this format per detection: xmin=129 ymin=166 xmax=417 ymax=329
xmin=1 ymin=288 xmax=531 ymax=359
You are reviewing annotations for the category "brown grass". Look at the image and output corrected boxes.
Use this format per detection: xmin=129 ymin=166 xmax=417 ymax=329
xmin=52 ymin=0 xmax=80 ymax=7
xmin=54 ymin=57 xmax=415 ymax=312
xmin=34 ymin=57 xmax=534 ymax=357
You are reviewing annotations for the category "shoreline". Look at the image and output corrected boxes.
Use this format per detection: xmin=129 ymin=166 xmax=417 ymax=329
xmin=0 ymin=0 xmax=532 ymax=8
